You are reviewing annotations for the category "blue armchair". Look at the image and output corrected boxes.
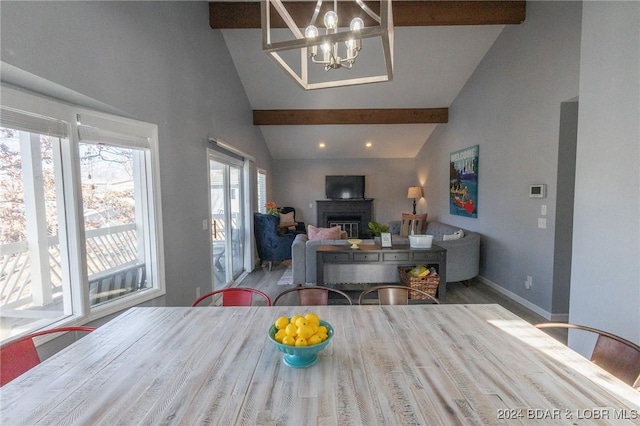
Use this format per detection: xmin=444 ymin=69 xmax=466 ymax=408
xmin=253 ymin=213 xmax=295 ymax=270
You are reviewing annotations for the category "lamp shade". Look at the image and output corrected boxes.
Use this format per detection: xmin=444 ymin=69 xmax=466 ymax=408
xmin=407 ymin=187 xmax=422 ymax=199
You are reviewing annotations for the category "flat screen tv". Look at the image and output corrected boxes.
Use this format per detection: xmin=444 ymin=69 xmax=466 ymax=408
xmin=325 ymin=175 xmax=365 ymax=200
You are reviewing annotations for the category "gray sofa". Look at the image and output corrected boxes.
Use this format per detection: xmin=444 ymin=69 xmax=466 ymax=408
xmin=414 ymin=221 xmax=480 ymax=283
xmin=292 ymin=221 xmax=480 ymax=285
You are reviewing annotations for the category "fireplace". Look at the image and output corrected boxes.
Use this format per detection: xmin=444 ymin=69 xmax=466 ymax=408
xmin=317 ymin=199 xmax=374 ymax=238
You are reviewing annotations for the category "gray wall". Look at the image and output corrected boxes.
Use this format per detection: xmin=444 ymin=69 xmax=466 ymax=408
xmin=570 ymin=1 xmax=640 ymax=351
xmin=0 ymin=1 xmax=273 ymax=307
xmin=414 ymin=1 xmax=582 ymax=317
xmin=552 ymin=101 xmax=578 ymax=314
xmin=272 ymin=158 xmax=418 ymax=228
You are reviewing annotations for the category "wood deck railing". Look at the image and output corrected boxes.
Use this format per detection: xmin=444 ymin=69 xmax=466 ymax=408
xmin=0 ymin=223 xmax=143 ymax=310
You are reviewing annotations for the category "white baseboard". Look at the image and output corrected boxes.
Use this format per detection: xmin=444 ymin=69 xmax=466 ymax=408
xmin=476 ymin=276 xmax=569 ymax=322
xmin=231 ymin=271 xmax=249 ymax=287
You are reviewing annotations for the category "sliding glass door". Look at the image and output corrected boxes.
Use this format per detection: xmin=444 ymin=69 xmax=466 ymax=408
xmin=208 ymin=151 xmax=244 ymax=289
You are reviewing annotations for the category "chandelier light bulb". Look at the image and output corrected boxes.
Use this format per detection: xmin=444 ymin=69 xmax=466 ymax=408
xmin=305 ymin=26 xmax=319 ymax=57
xmin=324 ymin=11 xmax=338 ymax=30
xmin=350 ymin=17 xmax=364 ymax=31
xmin=304 ymin=25 xmax=318 ymax=38
xmin=321 ymin=42 xmax=331 ymax=54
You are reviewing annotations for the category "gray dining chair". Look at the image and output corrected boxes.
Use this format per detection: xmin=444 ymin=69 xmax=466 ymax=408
xmin=358 ymin=285 xmax=440 ymax=305
xmin=535 ymin=323 xmax=640 ymax=388
xmin=273 ymin=285 xmax=352 ymax=306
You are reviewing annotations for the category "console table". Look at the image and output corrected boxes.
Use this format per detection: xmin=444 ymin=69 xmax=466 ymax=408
xmin=316 ymin=244 xmax=448 ymax=300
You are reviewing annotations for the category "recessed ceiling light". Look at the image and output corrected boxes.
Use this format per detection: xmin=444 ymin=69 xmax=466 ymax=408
xmin=319 ymin=142 xmax=326 ymax=148
xmin=365 ymin=142 xmax=373 ymax=148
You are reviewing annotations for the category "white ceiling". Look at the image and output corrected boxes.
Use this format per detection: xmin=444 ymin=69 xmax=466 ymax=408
xmin=221 ymin=24 xmax=505 ymax=159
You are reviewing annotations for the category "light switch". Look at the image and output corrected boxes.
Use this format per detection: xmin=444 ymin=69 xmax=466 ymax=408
xmin=541 ymin=204 xmax=547 ymax=216
xmin=203 ymin=220 xmax=208 ymax=230
xmin=538 ymin=218 xmax=547 ymax=229
xmin=309 ymin=203 xmax=313 ymax=208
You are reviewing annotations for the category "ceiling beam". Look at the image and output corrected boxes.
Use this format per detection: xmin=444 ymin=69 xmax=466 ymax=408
xmin=253 ymin=108 xmax=448 ymax=125
xmin=210 ymin=1 xmax=526 ymax=29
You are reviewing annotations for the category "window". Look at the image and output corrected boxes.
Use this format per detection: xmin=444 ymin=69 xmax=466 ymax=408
xmin=209 ymin=151 xmax=245 ymax=287
xmin=0 ymin=87 xmax=164 ymax=342
xmin=257 ymin=169 xmax=267 ymax=214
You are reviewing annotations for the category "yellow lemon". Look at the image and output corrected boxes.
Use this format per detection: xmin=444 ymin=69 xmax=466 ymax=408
xmin=309 ymin=322 xmax=318 ymax=334
xmin=282 ymin=335 xmax=296 ymax=346
xmin=274 ymin=329 xmax=287 ymax=343
xmin=297 ymin=324 xmax=314 ymax=339
xmin=317 ymin=325 xmax=328 ymax=335
xmin=285 ymin=323 xmax=298 ymax=337
xmin=294 ymin=317 xmax=308 ymax=328
xmin=275 ymin=316 xmax=289 ymax=330
xmin=317 ymin=332 xmax=328 ymax=341
xmin=304 ymin=313 xmax=320 ymax=326
xmin=308 ymin=335 xmax=322 ymax=346
xmin=290 ymin=314 xmax=303 ymax=326
xmin=294 ymin=337 xmax=308 ymax=347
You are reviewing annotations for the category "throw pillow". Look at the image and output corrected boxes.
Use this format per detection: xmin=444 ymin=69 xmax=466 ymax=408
xmin=279 ymin=211 xmax=295 ymax=223
xmin=443 ymin=229 xmax=465 ymax=241
xmin=307 ymin=225 xmax=342 ymax=240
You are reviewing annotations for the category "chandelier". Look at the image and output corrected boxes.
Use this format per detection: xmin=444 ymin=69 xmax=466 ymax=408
xmin=262 ymin=0 xmax=394 ymax=90
xmin=304 ymin=3 xmax=363 ymax=71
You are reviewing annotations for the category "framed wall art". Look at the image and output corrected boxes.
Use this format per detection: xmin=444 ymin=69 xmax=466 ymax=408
xmin=450 ymin=145 xmax=478 ymax=218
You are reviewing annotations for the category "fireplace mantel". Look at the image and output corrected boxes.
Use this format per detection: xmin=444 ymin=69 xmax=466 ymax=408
xmin=317 ymin=199 xmax=374 ymax=238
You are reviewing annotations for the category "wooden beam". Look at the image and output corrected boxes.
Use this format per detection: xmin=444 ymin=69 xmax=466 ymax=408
xmin=210 ymin=1 xmax=526 ymax=29
xmin=253 ymin=108 xmax=449 ymax=125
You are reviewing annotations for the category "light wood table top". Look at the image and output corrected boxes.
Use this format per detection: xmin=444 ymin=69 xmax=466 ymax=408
xmin=2 ymin=305 xmax=639 ymax=425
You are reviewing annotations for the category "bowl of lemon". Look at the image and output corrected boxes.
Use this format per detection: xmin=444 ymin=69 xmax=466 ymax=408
xmin=268 ymin=313 xmax=334 ymax=368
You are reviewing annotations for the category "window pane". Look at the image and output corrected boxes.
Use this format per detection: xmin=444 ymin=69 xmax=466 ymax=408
xmin=209 ymin=160 xmax=226 ymax=286
xmin=257 ymin=170 xmax=267 ymax=214
xmin=0 ymin=127 xmax=70 ymax=340
xmin=79 ymin=143 xmax=149 ymax=306
xmin=230 ymin=166 xmax=243 ymax=278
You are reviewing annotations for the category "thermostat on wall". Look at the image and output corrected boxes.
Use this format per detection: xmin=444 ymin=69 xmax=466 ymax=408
xmin=529 ymin=184 xmax=546 ymax=198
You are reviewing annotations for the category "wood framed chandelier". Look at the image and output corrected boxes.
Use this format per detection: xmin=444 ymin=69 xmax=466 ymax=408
xmin=261 ymin=0 xmax=394 ymax=90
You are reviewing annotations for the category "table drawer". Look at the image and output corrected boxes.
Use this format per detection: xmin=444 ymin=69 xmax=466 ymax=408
xmin=411 ymin=252 xmax=438 ymax=262
xmin=383 ymin=252 xmax=410 ymax=262
xmin=322 ymin=252 xmax=351 ymax=262
xmin=353 ymin=252 xmax=380 ymax=262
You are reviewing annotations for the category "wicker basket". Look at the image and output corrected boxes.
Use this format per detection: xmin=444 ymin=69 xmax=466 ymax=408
xmin=398 ymin=267 xmax=440 ymax=299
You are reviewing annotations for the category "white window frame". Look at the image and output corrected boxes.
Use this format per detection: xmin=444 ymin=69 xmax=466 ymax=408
xmin=0 ymin=86 xmax=165 ymax=336
xmin=257 ymin=168 xmax=267 ymax=214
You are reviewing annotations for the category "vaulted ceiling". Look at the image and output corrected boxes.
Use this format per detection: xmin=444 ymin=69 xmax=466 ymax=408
xmin=210 ymin=1 xmax=525 ymax=160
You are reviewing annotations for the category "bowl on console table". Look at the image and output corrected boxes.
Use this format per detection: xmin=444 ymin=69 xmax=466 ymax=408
xmin=409 ymin=235 xmax=434 ymax=248
xmin=347 ymin=239 xmax=363 ymax=249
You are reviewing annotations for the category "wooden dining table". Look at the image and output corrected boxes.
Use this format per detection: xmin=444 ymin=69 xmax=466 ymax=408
xmin=1 ymin=304 xmax=639 ymax=425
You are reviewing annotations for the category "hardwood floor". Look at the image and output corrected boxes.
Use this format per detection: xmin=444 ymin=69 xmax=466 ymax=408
xmin=239 ymin=262 xmax=567 ymax=344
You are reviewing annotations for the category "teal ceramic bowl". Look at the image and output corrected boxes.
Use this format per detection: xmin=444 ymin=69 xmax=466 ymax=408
xmin=268 ymin=319 xmax=334 ymax=368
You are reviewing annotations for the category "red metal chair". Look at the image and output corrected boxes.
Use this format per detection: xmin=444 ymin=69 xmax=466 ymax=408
xmin=191 ymin=288 xmax=272 ymax=307
xmin=0 ymin=326 xmax=95 ymax=387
